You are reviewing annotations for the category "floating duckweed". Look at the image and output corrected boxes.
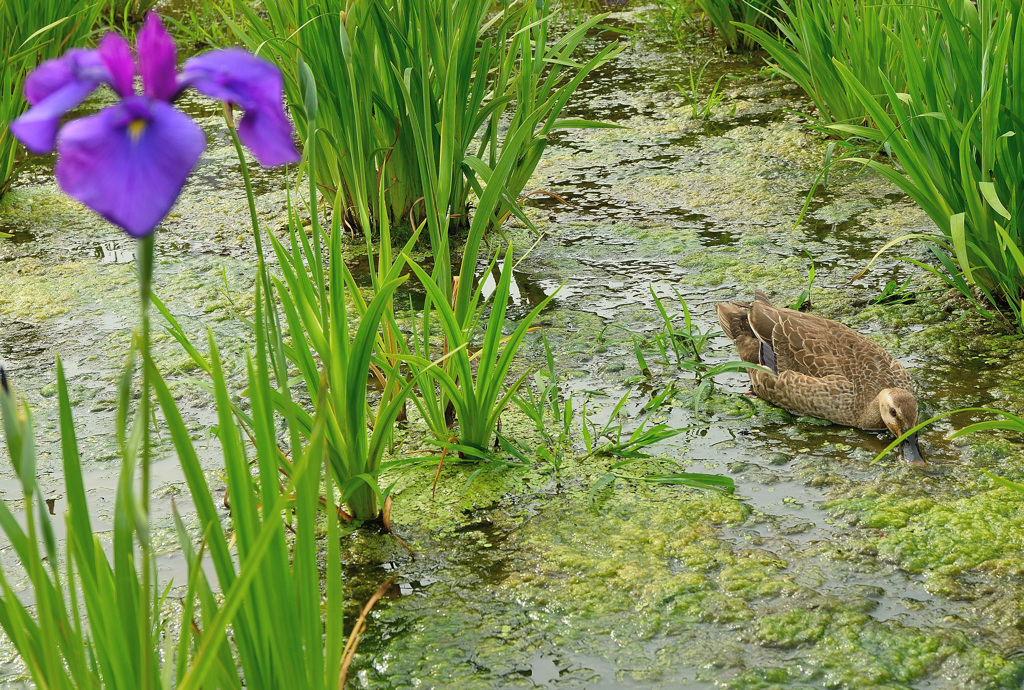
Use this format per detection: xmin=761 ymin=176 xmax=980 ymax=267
xmin=752 ymin=609 xmax=831 ymax=649
xmin=827 ymin=487 xmax=1024 ymax=576
xmin=0 ymin=260 xmax=92 ymax=320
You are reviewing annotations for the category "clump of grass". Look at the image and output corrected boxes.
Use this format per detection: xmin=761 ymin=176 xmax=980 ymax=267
xmin=694 ymin=0 xmax=778 ymax=52
xmin=871 ymin=278 xmax=916 ymax=306
xmin=743 ymin=0 xmax=1024 ymax=328
xmin=228 ymin=0 xmax=620 ymax=255
xmin=159 ymin=67 xmax=421 ymax=522
xmin=0 ymin=286 xmax=356 ymax=688
xmin=831 ymin=0 xmax=1024 ymax=327
xmin=406 ymin=245 xmax=557 ymax=455
xmin=650 ymin=286 xmax=716 ymax=367
xmin=162 ymin=0 xmax=242 ymax=51
xmin=581 ymin=387 xmax=736 ymax=513
xmin=646 ymin=0 xmax=778 ymax=51
xmin=645 ymin=0 xmax=701 ymax=42
xmin=582 ymin=386 xmax=690 ymax=459
xmin=0 ymin=359 xmax=166 ymax=689
xmin=588 ymin=456 xmax=736 ymax=513
xmin=506 ymin=334 xmax=575 ymax=476
xmin=738 ymin=0 xmax=915 ymax=125
xmin=677 ymin=59 xmax=730 ymax=120
xmin=157 ymin=280 xmax=355 ymax=688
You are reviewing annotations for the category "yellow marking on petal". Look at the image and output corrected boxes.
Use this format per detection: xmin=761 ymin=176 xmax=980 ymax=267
xmin=128 ymin=119 xmax=147 ymax=143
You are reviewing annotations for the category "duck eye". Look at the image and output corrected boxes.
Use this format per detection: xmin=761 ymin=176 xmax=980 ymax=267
xmin=889 ymin=407 xmax=897 ymax=416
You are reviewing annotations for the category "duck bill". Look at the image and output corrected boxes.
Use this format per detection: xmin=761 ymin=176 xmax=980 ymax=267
xmin=899 ymin=432 xmax=925 ymax=466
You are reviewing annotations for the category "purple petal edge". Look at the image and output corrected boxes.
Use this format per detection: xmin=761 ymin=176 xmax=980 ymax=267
xmin=11 ymin=79 xmax=100 ymax=154
xmin=236 ymin=108 xmax=301 ymax=167
xmin=13 ymin=49 xmax=110 ymax=152
xmin=23 ymin=49 xmax=106 ymax=105
xmin=98 ymin=33 xmax=135 ymax=97
xmin=181 ymin=49 xmax=299 ymax=166
xmin=137 ymin=13 xmax=178 ymax=102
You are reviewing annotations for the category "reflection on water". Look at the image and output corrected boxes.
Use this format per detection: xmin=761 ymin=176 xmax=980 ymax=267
xmin=93 ymin=240 xmax=135 ymax=264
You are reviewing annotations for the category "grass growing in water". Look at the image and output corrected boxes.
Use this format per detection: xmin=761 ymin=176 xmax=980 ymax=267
xmin=0 ymin=279 xmax=354 ymax=687
xmin=158 ymin=66 xmax=424 ymax=523
xmin=738 ymin=0 xmax=914 ymax=125
xmin=227 ymin=0 xmax=620 ymax=252
xmin=741 ymin=0 xmax=1024 ymax=328
xmin=406 ymin=246 xmax=557 ymax=455
xmin=506 ymin=334 xmax=575 ymax=476
xmin=581 ymin=388 xmax=736 ymax=512
xmin=831 ymin=0 xmax=1024 ymax=328
xmin=0 ymin=359 xmax=169 ymax=688
xmin=677 ymin=59 xmax=730 ymax=120
xmin=646 ymin=0 xmax=778 ymax=51
xmin=693 ymin=0 xmax=778 ymax=52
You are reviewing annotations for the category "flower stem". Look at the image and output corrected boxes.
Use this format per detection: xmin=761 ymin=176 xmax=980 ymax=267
xmin=136 ymin=231 xmax=155 ymax=690
xmin=224 ymin=104 xmax=264 ymax=260
xmin=225 ymin=107 xmax=284 ymax=390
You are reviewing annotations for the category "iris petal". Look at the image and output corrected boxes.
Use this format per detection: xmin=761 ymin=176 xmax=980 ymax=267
xmin=234 ymin=105 xmax=302 ymax=167
xmin=55 ymin=97 xmax=205 ymax=237
xmin=98 ymin=33 xmax=135 ymax=98
xmin=137 ymin=13 xmax=177 ymax=101
xmin=11 ymin=79 xmax=100 ymax=154
xmin=181 ymin=49 xmax=299 ymax=166
xmin=23 ymin=49 xmax=105 ymax=105
xmin=13 ymin=49 xmax=108 ymax=153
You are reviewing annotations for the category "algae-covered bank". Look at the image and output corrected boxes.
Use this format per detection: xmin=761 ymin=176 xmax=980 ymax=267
xmin=346 ymin=10 xmax=1024 ymax=689
xmin=2 ymin=4 xmax=1024 ymax=690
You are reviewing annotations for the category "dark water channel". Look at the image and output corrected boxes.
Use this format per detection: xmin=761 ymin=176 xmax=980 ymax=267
xmin=2 ymin=4 xmax=1024 ymax=689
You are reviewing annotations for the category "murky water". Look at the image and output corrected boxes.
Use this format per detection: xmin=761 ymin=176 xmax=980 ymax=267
xmin=2 ymin=3 xmax=1024 ymax=689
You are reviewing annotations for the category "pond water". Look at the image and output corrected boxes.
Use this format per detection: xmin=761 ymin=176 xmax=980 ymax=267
xmin=2 ymin=3 xmax=1024 ymax=689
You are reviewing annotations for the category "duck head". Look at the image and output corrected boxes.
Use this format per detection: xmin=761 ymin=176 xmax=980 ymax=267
xmin=878 ymin=388 xmax=924 ymax=466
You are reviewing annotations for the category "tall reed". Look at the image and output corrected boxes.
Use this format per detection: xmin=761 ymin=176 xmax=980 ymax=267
xmin=0 ymin=293 xmax=348 ymax=687
xmin=738 ymin=0 xmax=913 ymax=125
xmin=226 ymin=0 xmax=619 ymax=258
xmin=0 ymin=0 xmax=102 ymax=200
xmin=695 ymin=0 xmax=778 ymax=52
xmin=832 ymin=0 xmax=1024 ymax=325
xmin=0 ymin=358 xmax=169 ymax=689
xmin=155 ymin=289 xmax=348 ymax=688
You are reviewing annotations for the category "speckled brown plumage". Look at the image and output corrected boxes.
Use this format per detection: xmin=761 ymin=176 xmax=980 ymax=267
xmin=715 ymin=291 xmax=917 ymax=433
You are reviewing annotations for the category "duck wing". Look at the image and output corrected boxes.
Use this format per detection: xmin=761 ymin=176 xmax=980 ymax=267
xmin=754 ymin=370 xmax=861 ymax=426
xmin=729 ymin=292 xmax=914 ymax=427
xmin=748 ymin=299 xmax=861 ymax=380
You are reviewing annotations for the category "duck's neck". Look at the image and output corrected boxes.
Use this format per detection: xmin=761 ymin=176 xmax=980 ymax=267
xmin=857 ymin=395 xmax=885 ymax=431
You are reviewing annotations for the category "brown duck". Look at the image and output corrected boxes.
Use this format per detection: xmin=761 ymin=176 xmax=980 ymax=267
xmin=715 ymin=291 xmax=923 ymax=465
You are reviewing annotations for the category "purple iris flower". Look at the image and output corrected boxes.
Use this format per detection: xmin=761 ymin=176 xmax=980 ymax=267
xmin=10 ymin=13 xmax=299 ymax=238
